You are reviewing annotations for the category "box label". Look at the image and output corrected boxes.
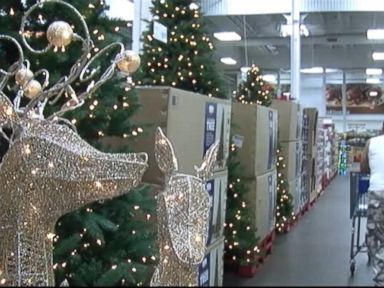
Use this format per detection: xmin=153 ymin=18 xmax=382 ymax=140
xmin=232 ymin=134 xmax=244 ymax=148
xmin=204 ymin=103 xmax=217 ymax=154
xmin=153 ymin=21 xmax=168 ymax=43
xmin=268 ymin=111 xmax=274 ymax=170
xmin=198 ymin=254 xmax=210 ymax=286
xmin=296 ymin=142 xmax=301 ymax=177
xmin=205 ymin=179 xmax=215 ymax=245
xmin=268 ymin=174 xmax=275 ymax=230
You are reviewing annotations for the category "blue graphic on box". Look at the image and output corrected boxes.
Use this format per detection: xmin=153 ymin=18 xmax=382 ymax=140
xmin=205 ymin=179 xmax=215 ymax=245
xmin=204 ymin=103 xmax=217 ymax=154
xmin=198 ymin=254 xmax=210 ymax=286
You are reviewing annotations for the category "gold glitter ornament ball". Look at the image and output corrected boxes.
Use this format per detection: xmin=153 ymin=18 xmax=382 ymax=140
xmin=23 ymin=79 xmax=42 ymax=99
xmin=46 ymin=21 xmax=73 ymax=48
xmin=15 ymin=67 xmax=34 ymax=86
xmin=116 ymin=50 xmax=141 ymax=74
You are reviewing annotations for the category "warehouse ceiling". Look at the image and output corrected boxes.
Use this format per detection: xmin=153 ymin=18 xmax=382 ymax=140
xmin=205 ymin=11 xmax=384 ymax=76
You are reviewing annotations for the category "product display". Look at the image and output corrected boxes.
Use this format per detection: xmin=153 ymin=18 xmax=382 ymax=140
xmin=124 ymin=87 xmax=231 ymax=185
xmin=338 ymin=139 xmax=348 ymax=175
xmin=1 ymin=0 xmax=380 ymax=286
xmin=244 ymin=170 xmax=278 ymax=240
xmin=300 ymin=108 xmax=318 ymax=211
xmin=232 ymin=102 xmax=278 ymax=178
xmin=271 ymin=100 xmax=301 ymax=142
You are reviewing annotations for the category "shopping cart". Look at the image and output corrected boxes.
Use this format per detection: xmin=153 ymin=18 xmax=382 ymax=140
xmin=349 ymin=172 xmax=371 ymax=275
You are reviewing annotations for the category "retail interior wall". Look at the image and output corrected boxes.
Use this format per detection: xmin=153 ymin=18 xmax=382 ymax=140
xmin=299 ymin=74 xmax=383 ymax=133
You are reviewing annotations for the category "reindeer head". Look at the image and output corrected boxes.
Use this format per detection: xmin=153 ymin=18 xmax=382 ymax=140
xmin=154 ymin=127 xmax=219 ymax=265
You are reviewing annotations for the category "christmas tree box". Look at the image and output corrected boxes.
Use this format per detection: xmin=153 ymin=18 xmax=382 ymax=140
xmin=303 ymin=108 xmax=319 ymax=150
xmin=245 ymin=170 xmax=277 ymax=241
xmin=120 ymin=86 xmax=231 ymax=185
xmin=198 ymin=237 xmax=224 ymax=287
xmin=280 ymin=141 xmax=302 ymax=182
xmin=205 ymin=170 xmax=228 ymax=246
xmin=289 ymin=177 xmax=302 ymax=216
xmin=231 ymin=102 xmax=278 ymax=178
xmin=271 ymin=100 xmax=301 ymax=142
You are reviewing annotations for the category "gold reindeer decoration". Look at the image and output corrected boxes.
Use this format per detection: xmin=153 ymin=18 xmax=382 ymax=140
xmin=151 ymin=127 xmax=219 ymax=287
xmin=0 ymin=1 xmax=146 ymax=286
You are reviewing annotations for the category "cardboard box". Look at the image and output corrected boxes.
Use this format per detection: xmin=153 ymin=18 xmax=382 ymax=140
xmin=303 ymin=108 xmax=319 ymax=149
xmin=109 ymin=87 xmax=231 ymax=185
xmin=198 ymin=238 xmax=224 ymax=287
xmin=206 ymin=170 xmax=228 ymax=246
xmin=245 ymin=170 xmax=277 ymax=240
xmin=232 ymin=102 xmax=278 ymax=178
xmin=289 ymin=177 xmax=301 ymax=215
xmin=272 ymin=100 xmax=301 ymax=142
xmin=280 ymin=141 xmax=302 ymax=182
xmin=301 ymin=153 xmax=317 ymax=208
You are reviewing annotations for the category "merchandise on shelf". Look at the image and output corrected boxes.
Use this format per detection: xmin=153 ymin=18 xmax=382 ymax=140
xmin=338 ymin=139 xmax=349 ymax=175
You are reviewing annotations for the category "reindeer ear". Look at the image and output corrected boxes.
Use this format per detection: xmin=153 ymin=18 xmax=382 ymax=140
xmin=195 ymin=140 xmax=220 ymax=180
xmin=0 ymin=92 xmax=18 ymax=126
xmin=155 ymin=127 xmax=178 ymax=176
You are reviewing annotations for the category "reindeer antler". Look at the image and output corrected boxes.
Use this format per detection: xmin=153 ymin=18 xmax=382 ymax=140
xmin=0 ymin=0 xmax=140 ymax=123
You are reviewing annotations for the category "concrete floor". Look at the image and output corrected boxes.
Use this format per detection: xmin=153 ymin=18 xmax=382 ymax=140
xmin=224 ymin=174 xmax=374 ymax=286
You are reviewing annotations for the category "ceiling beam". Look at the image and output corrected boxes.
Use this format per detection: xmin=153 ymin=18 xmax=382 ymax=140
xmin=213 ymin=34 xmax=384 ymax=47
xmin=202 ymin=0 xmax=384 ymax=16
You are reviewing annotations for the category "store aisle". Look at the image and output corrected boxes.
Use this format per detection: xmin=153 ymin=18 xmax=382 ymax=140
xmin=224 ymin=175 xmax=374 ymax=286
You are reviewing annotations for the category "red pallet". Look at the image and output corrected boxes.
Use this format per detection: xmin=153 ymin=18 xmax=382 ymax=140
xmin=300 ymin=203 xmax=310 ymax=216
xmin=237 ymin=263 xmax=261 ymax=277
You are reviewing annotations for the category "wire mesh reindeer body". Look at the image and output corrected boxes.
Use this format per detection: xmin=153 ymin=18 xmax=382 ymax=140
xmin=150 ymin=128 xmax=219 ymax=286
xmin=0 ymin=1 xmax=145 ymax=286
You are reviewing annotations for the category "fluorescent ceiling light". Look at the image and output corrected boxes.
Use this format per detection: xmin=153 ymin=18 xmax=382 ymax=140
xmin=373 ymin=52 xmax=384 ymax=61
xmin=301 ymin=67 xmax=324 ymax=74
xmin=367 ymin=29 xmax=384 ymax=40
xmin=366 ymin=77 xmax=381 ymax=84
xmin=262 ymin=74 xmax=277 ymax=83
xmin=220 ymin=57 xmax=237 ymax=65
xmin=369 ymin=91 xmax=379 ymax=97
xmin=213 ymin=32 xmax=241 ymax=41
xmin=366 ymin=68 xmax=383 ymax=75
xmin=281 ymin=24 xmax=309 ymax=37
xmin=325 ymin=68 xmax=339 ymax=73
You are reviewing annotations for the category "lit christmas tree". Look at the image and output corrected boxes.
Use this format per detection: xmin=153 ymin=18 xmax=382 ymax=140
xmin=235 ymin=65 xmax=273 ymax=106
xmin=275 ymin=146 xmax=294 ymax=233
xmin=136 ymin=0 xmax=227 ymax=99
xmin=224 ymin=143 xmax=260 ymax=268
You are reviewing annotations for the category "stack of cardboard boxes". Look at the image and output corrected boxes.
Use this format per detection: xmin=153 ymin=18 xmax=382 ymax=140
xmin=316 ymin=120 xmax=325 ymax=194
xmin=231 ymin=102 xmax=278 ymax=242
xmin=271 ymin=100 xmax=302 ymax=216
xmin=119 ymin=87 xmax=231 ymax=287
xmin=302 ymin=108 xmax=319 ymax=205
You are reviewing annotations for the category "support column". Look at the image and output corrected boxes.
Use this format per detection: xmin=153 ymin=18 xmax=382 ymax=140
xmin=291 ymin=0 xmax=301 ymax=102
xmin=321 ymin=71 xmax=326 ymax=117
xmin=342 ymin=71 xmax=347 ymax=133
xmin=132 ymin=0 xmax=152 ymax=53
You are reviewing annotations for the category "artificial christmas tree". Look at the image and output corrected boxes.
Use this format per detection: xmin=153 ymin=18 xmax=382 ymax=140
xmin=235 ymin=65 xmax=273 ymax=106
xmin=136 ymin=0 xmax=227 ymax=99
xmin=275 ymin=146 xmax=295 ymax=233
xmin=224 ymin=143 xmax=260 ymax=269
xmin=0 ymin=0 xmax=157 ymax=286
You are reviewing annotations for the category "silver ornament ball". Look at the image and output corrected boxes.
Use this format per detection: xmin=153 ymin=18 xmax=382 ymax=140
xmin=47 ymin=21 xmax=73 ymax=48
xmin=116 ymin=50 xmax=141 ymax=74
xmin=15 ymin=67 xmax=34 ymax=86
xmin=23 ymin=79 xmax=42 ymax=99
